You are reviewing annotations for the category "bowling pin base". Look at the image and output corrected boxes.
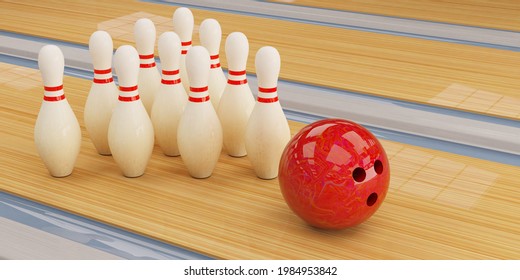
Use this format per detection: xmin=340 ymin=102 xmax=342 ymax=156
xmin=187 ymin=171 xmax=213 ymax=179
xmin=227 ymin=152 xmax=247 ymax=158
xmin=94 ymin=145 xmax=112 ymax=156
xmin=256 ymin=174 xmax=277 ymax=180
xmin=122 ymin=172 xmax=145 ymax=178
xmin=48 ymin=170 xmax=73 ymax=178
xmin=163 ymin=152 xmax=181 ymax=157
xmin=225 ymin=146 xmax=247 ymax=158
xmin=252 ymin=169 xmax=279 ymax=180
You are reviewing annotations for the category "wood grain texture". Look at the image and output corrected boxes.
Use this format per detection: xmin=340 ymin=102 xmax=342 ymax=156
xmin=1 ymin=0 xmax=519 ymax=120
xmin=270 ymin=0 xmax=520 ymax=32
xmin=1 ymin=63 xmax=519 ymax=259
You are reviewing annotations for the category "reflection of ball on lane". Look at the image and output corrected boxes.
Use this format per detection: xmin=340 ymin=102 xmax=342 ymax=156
xmin=278 ymin=119 xmax=390 ymax=230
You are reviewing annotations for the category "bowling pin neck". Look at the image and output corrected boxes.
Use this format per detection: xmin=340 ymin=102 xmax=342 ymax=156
xmin=43 ymin=84 xmax=66 ymax=101
xmin=93 ymin=68 xmax=114 ymax=84
xmin=139 ymin=54 xmax=156 ymax=68
xmin=161 ymin=69 xmax=181 ymax=85
xmin=181 ymin=41 xmax=192 ymax=55
xmin=257 ymin=86 xmax=279 ymax=103
xmin=227 ymin=69 xmax=247 ymax=85
xmin=188 ymin=86 xmax=210 ymax=102
xmin=210 ymin=54 xmax=221 ymax=69
xmin=118 ymin=85 xmax=140 ymax=101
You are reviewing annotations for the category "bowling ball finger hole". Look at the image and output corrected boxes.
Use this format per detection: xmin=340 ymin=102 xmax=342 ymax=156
xmin=374 ymin=159 xmax=383 ymax=174
xmin=352 ymin=167 xmax=366 ymax=182
xmin=367 ymin=192 xmax=378 ymax=206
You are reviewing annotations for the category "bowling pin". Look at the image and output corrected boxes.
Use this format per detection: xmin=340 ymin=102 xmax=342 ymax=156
xmin=151 ymin=32 xmax=188 ymax=156
xmin=134 ymin=18 xmax=161 ymax=115
xmin=172 ymin=7 xmax=194 ymax=93
xmin=199 ymin=18 xmax=226 ymax=110
xmin=34 ymin=45 xmax=81 ymax=177
xmin=245 ymin=46 xmax=290 ymax=179
xmin=84 ymin=30 xmax=118 ymax=155
xmin=177 ymin=46 xmax=223 ymax=179
xmin=108 ymin=45 xmax=154 ymax=178
xmin=217 ymin=32 xmax=255 ymax=157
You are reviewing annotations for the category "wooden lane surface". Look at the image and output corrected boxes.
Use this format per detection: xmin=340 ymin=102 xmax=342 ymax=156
xmin=1 ymin=62 xmax=519 ymax=259
xmin=2 ymin=0 xmax=520 ymax=121
xmin=269 ymin=0 xmax=520 ymax=32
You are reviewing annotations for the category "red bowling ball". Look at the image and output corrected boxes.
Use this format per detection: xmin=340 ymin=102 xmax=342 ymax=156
xmin=278 ymin=119 xmax=390 ymax=229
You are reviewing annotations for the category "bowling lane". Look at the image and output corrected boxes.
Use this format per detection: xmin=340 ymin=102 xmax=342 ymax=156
xmin=268 ymin=0 xmax=520 ymax=32
xmin=0 ymin=192 xmax=210 ymax=259
xmin=0 ymin=62 xmax=519 ymax=259
xmin=158 ymin=0 xmax=520 ymax=50
xmin=3 ymin=32 xmax=519 ymax=159
xmin=2 ymin=0 xmax=520 ymax=121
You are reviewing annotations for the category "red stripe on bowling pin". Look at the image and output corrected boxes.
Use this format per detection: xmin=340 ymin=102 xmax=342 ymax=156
xmin=210 ymin=54 xmax=220 ymax=68
xmin=139 ymin=54 xmax=155 ymax=59
xmin=189 ymin=86 xmax=210 ymax=102
xmin=43 ymin=94 xmax=66 ymax=101
xmin=94 ymin=68 xmax=112 ymax=74
xmin=119 ymin=85 xmax=138 ymax=92
xmin=140 ymin=62 xmax=156 ymax=68
xmin=139 ymin=54 xmax=156 ymax=68
xmin=162 ymin=79 xmax=181 ymax=85
xmin=162 ymin=69 xmax=181 ymax=84
xmin=93 ymin=77 xmax=114 ymax=84
xmin=227 ymin=69 xmax=247 ymax=85
xmin=118 ymin=85 xmax=139 ymax=102
xmin=93 ymin=68 xmax=113 ymax=83
xmin=259 ymin=87 xmax=277 ymax=93
xmin=257 ymin=96 xmax=279 ymax=103
xmin=162 ymin=69 xmax=180 ymax=75
xmin=258 ymin=87 xmax=278 ymax=103
xmin=181 ymin=41 xmax=192 ymax=55
xmin=188 ymin=96 xmax=210 ymax=102
xmin=118 ymin=95 xmax=140 ymax=102
xmin=190 ymin=86 xmax=208 ymax=92
xmin=44 ymin=85 xmax=63 ymax=91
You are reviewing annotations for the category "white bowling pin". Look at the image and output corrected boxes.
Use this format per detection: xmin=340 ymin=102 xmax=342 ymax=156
xmin=134 ymin=18 xmax=161 ymax=115
xmin=199 ymin=18 xmax=226 ymax=110
xmin=108 ymin=45 xmax=154 ymax=178
xmin=151 ymin=32 xmax=188 ymax=156
xmin=245 ymin=46 xmax=290 ymax=179
xmin=84 ymin=30 xmax=118 ymax=155
xmin=34 ymin=45 xmax=81 ymax=177
xmin=177 ymin=46 xmax=223 ymax=179
xmin=172 ymin=7 xmax=194 ymax=93
xmin=217 ymin=32 xmax=255 ymax=157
